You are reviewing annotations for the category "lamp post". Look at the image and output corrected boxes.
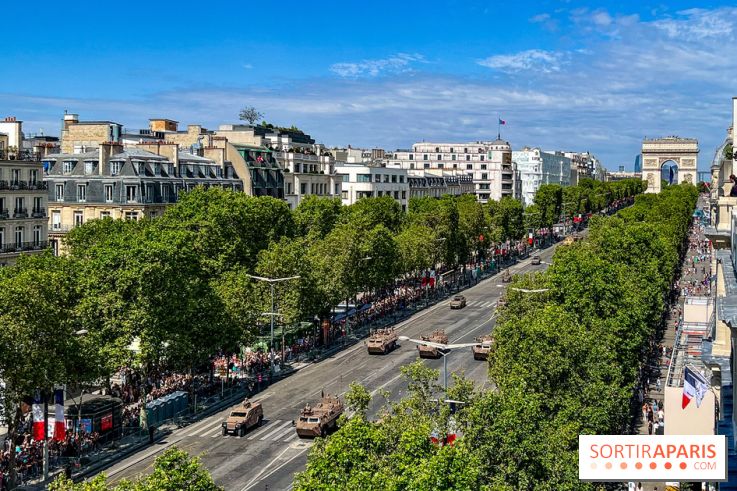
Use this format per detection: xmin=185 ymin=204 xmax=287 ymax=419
xmin=398 ymin=336 xmax=477 ymax=393
xmin=247 ymin=275 xmax=300 ymax=375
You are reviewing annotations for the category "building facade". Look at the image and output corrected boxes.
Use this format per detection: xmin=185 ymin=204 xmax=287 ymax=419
xmin=385 ymin=139 xmax=520 ymax=203
xmin=511 ymin=148 xmax=572 ymax=205
xmin=405 ymin=170 xmax=475 ymax=199
xmin=0 ymin=156 xmax=48 ymax=265
xmin=334 ymin=164 xmax=409 ymax=210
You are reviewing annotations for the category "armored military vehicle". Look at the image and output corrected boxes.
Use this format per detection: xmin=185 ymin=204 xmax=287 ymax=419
xmin=295 ymin=393 xmax=344 ymax=438
xmin=501 ymin=270 xmax=512 ymax=283
xmin=472 ymin=335 xmax=494 ymax=361
xmin=417 ymin=329 xmax=449 ymax=358
xmin=366 ymin=328 xmax=398 ymax=355
xmin=222 ymin=399 xmax=263 ymax=436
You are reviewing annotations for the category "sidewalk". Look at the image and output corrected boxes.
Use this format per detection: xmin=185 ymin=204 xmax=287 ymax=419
xmin=635 ymin=213 xmax=713 ymax=490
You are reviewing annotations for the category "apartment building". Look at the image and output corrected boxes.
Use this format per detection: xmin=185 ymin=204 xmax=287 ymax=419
xmin=386 ymin=139 xmax=520 ymax=203
xmin=335 ymin=164 xmax=409 ymax=210
xmin=0 ymin=119 xmax=48 ymax=265
xmin=512 ymin=148 xmax=572 ymax=205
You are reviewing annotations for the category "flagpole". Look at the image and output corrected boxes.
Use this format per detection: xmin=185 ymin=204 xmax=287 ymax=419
xmin=497 ymin=115 xmax=500 ymax=140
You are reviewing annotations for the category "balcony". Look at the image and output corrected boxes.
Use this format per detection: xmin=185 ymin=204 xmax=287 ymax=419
xmin=0 ymin=240 xmax=49 ymax=254
xmin=13 ymin=207 xmax=28 ymax=218
xmin=31 ymin=207 xmax=46 ymax=218
xmin=0 ymin=208 xmax=8 ymax=219
xmin=27 ymin=181 xmax=48 ymax=190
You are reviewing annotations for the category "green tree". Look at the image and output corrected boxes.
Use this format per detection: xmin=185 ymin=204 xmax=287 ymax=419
xmin=533 ymin=184 xmax=563 ymax=228
xmin=293 ymin=195 xmax=344 ymax=237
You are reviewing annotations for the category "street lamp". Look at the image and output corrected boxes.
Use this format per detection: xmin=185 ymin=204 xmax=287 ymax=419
xmin=247 ymin=275 xmax=300 ymax=374
xmin=398 ymin=336 xmax=477 ymax=393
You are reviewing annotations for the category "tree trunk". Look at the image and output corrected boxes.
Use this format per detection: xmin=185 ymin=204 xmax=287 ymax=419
xmin=7 ymin=402 xmax=21 ymax=489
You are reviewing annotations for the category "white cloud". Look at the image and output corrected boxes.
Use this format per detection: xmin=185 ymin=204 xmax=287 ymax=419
xmin=478 ymin=49 xmax=565 ymax=73
xmin=591 ymin=10 xmax=612 ymax=26
xmin=330 ymin=53 xmax=425 ymax=77
xmin=242 ymin=64 xmax=253 ymax=69
xmin=652 ymin=8 xmax=735 ymax=40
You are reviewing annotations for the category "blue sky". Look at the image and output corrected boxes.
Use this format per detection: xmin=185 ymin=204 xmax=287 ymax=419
xmin=1 ymin=1 xmax=735 ymax=170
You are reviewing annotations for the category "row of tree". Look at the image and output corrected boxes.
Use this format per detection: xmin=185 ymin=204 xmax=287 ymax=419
xmin=293 ymin=183 xmax=697 ymax=490
xmin=0 ymin=177 xmax=644 ymax=488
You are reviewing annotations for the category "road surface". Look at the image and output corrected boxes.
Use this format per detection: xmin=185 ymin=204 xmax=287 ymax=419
xmin=104 ymin=244 xmax=562 ymax=490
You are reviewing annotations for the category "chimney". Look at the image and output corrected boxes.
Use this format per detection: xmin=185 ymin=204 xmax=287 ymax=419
xmin=63 ymin=113 xmax=78 ymax=130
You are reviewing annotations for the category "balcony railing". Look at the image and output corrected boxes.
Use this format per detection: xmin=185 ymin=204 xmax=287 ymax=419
xmin=0 ymin=208 xmax=8 ymax=219
xmin=31 ymin=207 xmax=46 ymax=218
xmin=0 ymin=240 xmax=49 ymax=254
xmin=0 ymin=180 xmax=48 ymax=191
xmin=0 ymin=150 xmax=43 ymax=162
xmin=13 ymin=207 xmax=28 ymax=218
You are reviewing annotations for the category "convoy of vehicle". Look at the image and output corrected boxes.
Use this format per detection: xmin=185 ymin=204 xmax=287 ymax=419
xmin=449 ymin=295 xmax=467 ymax=309
xmin=295 ymin=393 xmax=344 ymax=438
xmin=366 ymin=328 xmax=398 ymax=354
xmin=471 ymin=335 xmax=494 ymax=361
xmin=417 ymin=329 xmax=449 ymax=358
xmin=222 ymin=399 xmax=263 ymax=436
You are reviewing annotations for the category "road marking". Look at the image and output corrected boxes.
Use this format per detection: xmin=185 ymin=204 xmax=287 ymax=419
xmin=259 ymin=420 xmax=294 ymax=441
xmin=283 ymin=432 xmax=299 ymax=443
xmin=247 ymin=419 xmax=282 ymax=440
xmin=370 ymin=372 xmax=403 ymax=397
xmin=271 ymin=425 xmax=297 ymax=441
xmin=452 ymin=310 xmax=497 ymax=343
xmin=187 ymin=420 xmax=223 ymax=437
xmin=240 ymin=444 xmax=312 ymax=491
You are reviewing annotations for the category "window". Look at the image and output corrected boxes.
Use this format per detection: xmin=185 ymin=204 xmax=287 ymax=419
xmin=424 ymin=163 xmax=430 ymax=169
xmin=481 ymin=173 xmax=488 ymax=180
xmin=110 ymin=162 xmax=121 ymax=176
xmin=33 ymin=226 xmax=41 ymax=245
xmin=52 ymin=211 xmax=61 ymax=230
xmin=409 ymin=154 xmax=413 ymax=160
xmin=409 ymin=163 xmax=415 ymax=170
xmin=105 ymin=184 xmax=114 ymax=203
xmin=399 ymin=175 xmax=404 ymax=183
xmin=124 ymin=211 xmax=139 ymax=221
xmin=374 ymin=174 xmax=381 ymax=183
xmin=126 ymin=185 xmax=137 ymax=202
xmin=480 ymin=155 xmax=485 ymax=161
xmin=300 ymin=183 xmax=307 ymax=194
xmin=77 ymin=184 xmax=87 ymax=202
xmin=464 ymin=147 xmax=468 ymax=153
xmin=357 ymin=174 xmax=371 ymax=183
xmin=100 ymin=211 xmax=111 ymax=219
xmin=479 ymin=183 xmax=490 ymax=190
xmin=423 ymin=154 xmax=428 ymax=161
xmin=84 ymin=162 xmax=95 ymax=175
xmin=0 ymin=228 xmax=3 ymax=247
xmin=453 ymin=164 xmax=458 ymax=169
xmin=14 ymin=197 xmax=24 ymax=213
xmin=438 ymin=163 xmax=444 ymax=169
xmin=73 ymin=211 xmax=83 ymax=227
xmin=466 ymin=164 xmax=472 ymax=170
xmin=450 ymin=147 xmax=454 ymax=153
xmin=451 ymin=155 xmax=456 ymax=161
xmin=401 ymin=190 xmax=406 ymax=199
xmin=341 ymin=190 xmax=348 ymax=199
xmin=466 ymin=155 xmax=470 ymax=161
xmin=435 ymin=147 xmax=440 ymax=152
xmin=478 ymin=148 xmax=483 ymax=154
xmin=377 ymin=190 xmax=383 ymax=197
xmin=437 ymin=155 xmax=442 ymax=161
xmin=29 ymin=169 xmax=38 ymax=183
xmin=391 ymin=175 xmax=397 ymax=183
xmin=15 ymin=226 xmax=23 ymax=246
xmin=33 ymin=197 xmax=42 ymax=213
xmin=161 ymin=184 xmax=169 ymax=201
xmin=394 ymin=191 xmax=399 ymax=199
xmin=481 ymin=164 xmax=487 ymax=170
xmin=63 ymin=161 xmax=74 ymax=174
xmin=11 ymin=169 xmax=20 ymax=184
xmin=335 ymin=183 xmax=341 ymax=194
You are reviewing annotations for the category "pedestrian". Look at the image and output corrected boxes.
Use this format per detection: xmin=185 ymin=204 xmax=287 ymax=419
xmin=636 ymin=483 xmax=644 ymax=491
xmin=658 ymin=408 xmax=664 ymax=423
xmin=656 ymin=378 xmax=661 ymax=391
xmin=648 ymin=420 xmax=653 ymax=435
xmin=642 ymin=403 xmax=648 ymax=421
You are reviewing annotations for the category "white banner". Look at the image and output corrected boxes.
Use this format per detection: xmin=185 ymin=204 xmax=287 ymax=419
xmin=579 ymin=435 xmax=727 ymax=482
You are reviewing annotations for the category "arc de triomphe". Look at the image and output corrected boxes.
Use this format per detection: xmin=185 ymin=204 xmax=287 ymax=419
xmin=641 ymin=137 xmax=699 ymax=193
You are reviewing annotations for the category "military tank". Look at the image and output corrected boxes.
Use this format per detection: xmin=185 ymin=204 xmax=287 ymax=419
xmin=472 ymin=335 xmax=494 ymax=361
xmin=295 ymin=393 xmax=344 ymax=438
xmin=366 ymin=328 xmax=398 ymax=355
xmin=417 ymin=329 xmax=449 ymax=358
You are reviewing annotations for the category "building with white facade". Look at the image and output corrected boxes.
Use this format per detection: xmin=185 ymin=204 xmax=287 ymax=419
xmin=511 ymin=148 xmax=572 ymax=205
xmin=385 ymin=139 xmax=519 ymax=203
xmin=406 ymin=170 xmax=475 ymax=199
xmin=335 ymin=164 xmax=409 ymax=210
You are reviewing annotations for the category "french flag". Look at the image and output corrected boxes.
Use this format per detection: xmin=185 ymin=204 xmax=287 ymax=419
xmin=682 ymin=366 xmax=709 ymax=409
xmin=32 ymin=392 xmax=45 ymax=441
xmin=54 ymin=389 xmax=66 ymax=441
xmin=498 ymin=118 xmax=506 ymax=125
